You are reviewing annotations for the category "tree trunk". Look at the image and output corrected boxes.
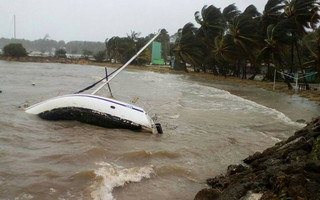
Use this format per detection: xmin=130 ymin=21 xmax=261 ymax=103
xmin=278 ymin=60 xmax=293 ymax=90
xmin=295 ymin=42 xmax=310 ymax=90
xmin=263 ymin=62 xmax=273 ymax=81
xmin=183 ymin=63 xmax=188 ymax=73
xmin=284 ymin=75 xmax=293 ymax=90
xmin=220 ymin=65 xmax=227 ymax=78
xmin=248 ymin=65 xmax=258 ymax=80
xmin=234 ymin=60 xmax=240 ymax=77
xmin=241 ymin=60 xmax=247 ymax=80
xmin=202 ymin=65 xmax=207 ymax=73
xmin=178 ymin=52 xmax=189 ymax=73
xmin=212 ymin=65 xmax=219 ymax=75
xmin=290 ymin=42 xmax=294 ymax=73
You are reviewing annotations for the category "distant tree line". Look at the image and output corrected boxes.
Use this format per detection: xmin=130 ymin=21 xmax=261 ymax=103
xmin=0 ymin=38 xmax=105 ymax=54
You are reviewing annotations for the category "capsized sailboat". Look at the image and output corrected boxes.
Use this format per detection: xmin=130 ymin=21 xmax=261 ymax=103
xmin=26 ymin=30 xmax=163 ymax=134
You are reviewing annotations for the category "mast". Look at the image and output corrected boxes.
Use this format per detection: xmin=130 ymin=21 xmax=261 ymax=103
xmin=91 ymin=30 xmax=162 ymax=95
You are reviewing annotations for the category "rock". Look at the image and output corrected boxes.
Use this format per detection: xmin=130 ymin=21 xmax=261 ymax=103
xmin=240 ymin=191 xmax=263 ymax=200
xmin=296 ymin=119 xmax=306 ymax=123
xmin=194 ymin=188 xmax=221 ymax=200
xmin=195 ymin=116 xmax=320 ymax=200
xmin=226 ymin=164 xmax=247 ymax=176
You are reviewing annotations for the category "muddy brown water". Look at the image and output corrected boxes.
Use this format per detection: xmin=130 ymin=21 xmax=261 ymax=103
xmin=0 ymin=61 xmax=319 ymax=200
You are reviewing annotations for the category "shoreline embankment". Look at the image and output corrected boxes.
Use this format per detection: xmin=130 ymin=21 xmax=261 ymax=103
xmin=1 ymin=55 xmax=319 ymax=105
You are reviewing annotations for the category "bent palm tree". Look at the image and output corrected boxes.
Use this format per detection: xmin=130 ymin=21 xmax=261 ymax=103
xmin=302 ymin=28 xmax=320 ymax=72
xmin=173 ymin=23 xmax=205 ymax=72
xmin=283 ymin=0 xmax=320 ymax=89
xmin=195 ymin=5 xmax=224 ymax=44
xmin=258 ymin=21 xmax=294 ymax=89
xmin=226 ymin=5 xmax=261 ymax=79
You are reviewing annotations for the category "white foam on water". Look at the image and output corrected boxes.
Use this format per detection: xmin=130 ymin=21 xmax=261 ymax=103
xmin=219 ymin=91 xmax=304 ymax=127
xmin=257 ymin=131 xmax=282 ymax=142
xmin=14 ymin=193 xmax=34 ymax=200
xmin=187 ymin=83 xmax=304 ymax=127
xmin=90 ymin=162 xmax=154 ymax=200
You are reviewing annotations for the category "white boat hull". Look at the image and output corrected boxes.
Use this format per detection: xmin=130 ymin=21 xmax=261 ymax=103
xmin=25 ymin=94 xmax=157 ymax=133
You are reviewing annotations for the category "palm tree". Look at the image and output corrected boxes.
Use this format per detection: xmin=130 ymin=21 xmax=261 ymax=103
xmin=173 ymin=23 xmax=205 ymax=72
xmin=260 ymin=0 xmax=285 ymax=33
xmin=282 ymin=0 xmax=320 ymax=89
xmin=258 ymin=0 xmax=286 ymax=80
xmin=302 ymin=28 xmax=320 ymax=72
xmin=212 ymin=34 xmax=239 ymax=76
xmin=222 ymin=4 xmax=241 ymax=25
xmin=106 ymin=36 xmax=135 ymax=64
xmin=157 ymin=29 xmax=170 ymax=64
xmin=258 ymin=20 xmax=295 ymax=89
xmin=226 ymin=5 xmax=261 ymax=79
xmin=194 ymin=5 xmax=225 ymax=73
xmin=195 ymin=5 xmax=224 ymax=44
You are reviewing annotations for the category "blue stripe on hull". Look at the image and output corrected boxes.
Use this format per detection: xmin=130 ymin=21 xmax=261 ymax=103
xmin=66 ymin=94 xmax=144 ymax=113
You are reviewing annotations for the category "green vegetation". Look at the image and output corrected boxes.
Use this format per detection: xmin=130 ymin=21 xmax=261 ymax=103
xmin=3 ymin=43 xmax=28 ymax=57
xmin=82 ymin=49 xmax=93 ymax=60
xmin=55 ymin=49 xmax=67 ymax=58
xmin=105 ymin=30 xmax=170 ymax=65
xmin=1 ymin=0 xmax=318 ymax=91
xmin=0 ymin=38 xmax=105 ymax=55
xmin=170 ymin=0 xmax=320 ymax=90
xmin=93 ymin=50 xmax=106 ymax=62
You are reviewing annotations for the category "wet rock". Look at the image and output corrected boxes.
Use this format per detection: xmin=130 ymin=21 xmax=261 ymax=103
xmin=195 ymin=116 xmax=320 ymax=200
xmin=240 ymin=191 xmax=263 ymax=200
xmin=296 ymin=119 xmax=306 ymax=123
xmin=226 ymin=164 xmax=247 ymax=176
xmin=194 ymin=188 xmax=221 ymax=200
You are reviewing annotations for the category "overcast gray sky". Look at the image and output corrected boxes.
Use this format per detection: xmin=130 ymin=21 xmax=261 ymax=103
xmin=0 ymin=0 xmax=267 ymax=42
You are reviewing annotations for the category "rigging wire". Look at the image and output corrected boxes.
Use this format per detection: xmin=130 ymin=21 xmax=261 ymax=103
xmin=74 ymin=66 xmax=121 ymax=94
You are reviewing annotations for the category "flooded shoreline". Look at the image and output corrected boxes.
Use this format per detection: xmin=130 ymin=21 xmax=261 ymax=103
xmin=0 ymin=61 xmax=319 ymax=199
xmin=1 ymin=56 xmax=319 ymax=106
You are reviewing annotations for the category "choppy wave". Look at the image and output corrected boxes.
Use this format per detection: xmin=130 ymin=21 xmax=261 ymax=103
xmin=32 ymin=147 xmax=110 ymax=165
xmin=119 ymin=150 xmax=180 ymax=160
xmin=154 ymin=165 xmax=192 ymax=177
xmin=90 ymin=162 xmax=154 ymax=200
xmin=70 ymin=170 xmax=96 ymax=180
xmin=219 ymin=91 xmax=304 ymax=127
xmin=182 ymin=83 xmax=304 ymax=127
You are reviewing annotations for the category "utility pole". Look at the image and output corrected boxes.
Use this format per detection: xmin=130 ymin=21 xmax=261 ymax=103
xmin=14 ymin=15 xmax=16 ymax=39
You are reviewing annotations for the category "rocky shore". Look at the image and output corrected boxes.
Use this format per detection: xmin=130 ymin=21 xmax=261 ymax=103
xmin=195 ymin=116 xmax=320 ymax=200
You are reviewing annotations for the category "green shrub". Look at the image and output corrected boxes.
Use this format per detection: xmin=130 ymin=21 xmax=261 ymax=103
xmin=55 ymin=49 xmax=67 ymax=58
xmin=94 ymin=50 xmax=106 ymax=62
xmin=3 ymin=43 xmax=28 ymax=57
